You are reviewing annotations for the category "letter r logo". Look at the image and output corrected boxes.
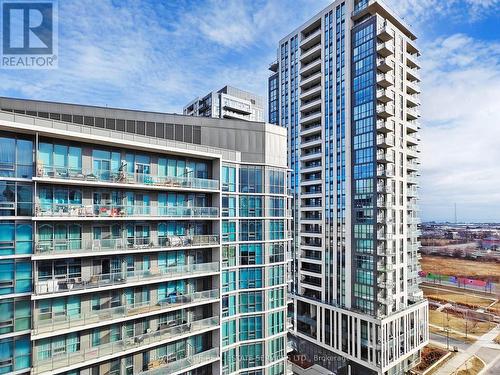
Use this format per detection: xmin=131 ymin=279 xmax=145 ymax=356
xmin=2 ymin=1 xmax=53 ymax=54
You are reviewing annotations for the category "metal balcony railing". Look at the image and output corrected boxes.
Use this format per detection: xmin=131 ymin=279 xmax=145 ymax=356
xmin=33 ymin=289 xmax=219 ymax=334
xmin=140 ymin=347 xmax=220 ymax=375
xmin=35 ymin=204 xmax=219 ymax=218
xmin=34 ymin=317 xmax=219 ymax=373
xmin=36 ymin=166 xmax=219 ymax=190
xmin=35 ymin=235 xmax=219 ymax=255
xmin=34 ymin=262 xmax=219 ymax=295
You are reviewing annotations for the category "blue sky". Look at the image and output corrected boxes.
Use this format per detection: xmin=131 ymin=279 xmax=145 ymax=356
xmin=1 ymin=0 xmax=499 ymax=222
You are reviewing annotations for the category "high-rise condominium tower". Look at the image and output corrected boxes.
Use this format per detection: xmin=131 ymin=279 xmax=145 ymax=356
xmin=0 ymin=97 xmax=291 ymax=375
xmin=184 ymin=85 xmax=265 ymax=122
xmin=268 ymin=1 xmax=428 ymax=374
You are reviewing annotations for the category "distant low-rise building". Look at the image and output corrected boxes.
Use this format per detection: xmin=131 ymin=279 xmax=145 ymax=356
xmin=183 ymin=85 xmax=264 ymax=122
xmin=480 ymin=236 xmax=500 ymax=250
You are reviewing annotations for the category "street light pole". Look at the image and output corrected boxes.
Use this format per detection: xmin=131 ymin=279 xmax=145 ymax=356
xmin=446 ymin=308 xmax=449 ymax=351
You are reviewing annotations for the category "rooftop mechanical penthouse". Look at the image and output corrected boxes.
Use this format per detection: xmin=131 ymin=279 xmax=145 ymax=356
xmin=0 ymin=97 xmax=292 ymax=375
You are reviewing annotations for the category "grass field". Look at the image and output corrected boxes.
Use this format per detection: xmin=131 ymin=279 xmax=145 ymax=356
xmin=455 ymin=356 xmax=484 ymax=375
xmin=495 ymin=333 xmax=500 ymax=344
xmin=420 ymin=255 xmax=500 ymax=283
xmin=488 ymin=301 xmax=500 ymax=315
xmin=422 ymin=286 xmax=496 ymax=309
xmin=429 ymin=309 xmax=495 ymax=337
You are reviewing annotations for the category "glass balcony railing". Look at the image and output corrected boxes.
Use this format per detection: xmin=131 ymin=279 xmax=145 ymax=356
xmin=35 ymin=235 xmax=219 ymax=255
xmin=35 ymin=204 xmax=219 ymax=218
xmin=140 ymin=348 xmax=220 ymax=375
xmin=34 ymin=289 xmax=219 ymax=334
xmin=36 ymin=166 xmax=219 ymax=190
xmin=34 ymin=262 xmax=220 ymax=295
xmin=33 ymin=317 xmax=219 ymax=374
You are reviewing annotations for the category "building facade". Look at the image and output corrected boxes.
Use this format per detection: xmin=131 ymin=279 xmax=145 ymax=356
xmin=184 ymin=86 xmax=264 ymax=123
xmin=0 ymin=97 xmax=291 ymax=375
xmin=268 ymin=1 xmax=428 ymax=374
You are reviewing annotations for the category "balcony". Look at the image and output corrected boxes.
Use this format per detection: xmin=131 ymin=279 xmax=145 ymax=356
xmin=33 ymin=289 xmax=219 ymax=335
xmin=300 ymin=148 xmax=322 ymax=161
xmin=377 ymin=243 xmax=395 ymax=256
xmin=300 ymin=44 xmax=321 ymax=64
xmin=141 ymin=348 xmax=220 ymax=375
xmin=407 ymin=160 xmax=419 ymax=171
xmin=377 ymin=134 xmax=395 ymax=148
xmin=407 ymin=187 xmax=418 ymax=198
xmin=407 ymin=95 xmax=420 ymax=108
xmin=377 ymin=262 xmax=394 ymax=272
xmin=300 ymin=84 xmax=322 ymax=101
xmin=407 ymin=174 xmax=418 ymax=185
xmin=407 ymin=39 xmax=419 ymax=55
xmin=34 ymin=262 xmax=220 ymax=296
xmin=378 ymin=295 xmax=394 ymax=305
xmin=377 ymin=230 xmax=393 ymax=241
xmin=407 ymin=134 xmax=420 ymax=146
xmin=407 ymin=107 xmax=420 ymax=120
xmin=300 ymin=110 xmax=322 ymax=126
xmin=379 ymin=280 xmax=394 ymax=289
xmin=377 ymin=57 xmax=393 ymax=73
xmin=301 ymin=188 xmax=322 ymax=196
xmin=376 ymin=198 xmax=392 ymax=209
xmin=34 ymin=235 xmax=219 ymax=257
xmin=301 ymin=135 xmax=322 ymax=148
xmin=300 ymin=71 xmax=322 ymax=90
xmin=301 ymin=96 xmax=322 ymax=112
xmin=377 ymin=183 xmax=393 ymax=194
xmin=377 ymin=73 xmax=394 ymax=88
xmin=377 ymin=150 xmax=394 ymax=163
xmin=377 ymin=42 xmax=394 ymax=57
xmin=377 ymin=89 xmax=394 ymax=103
xmin=301 ymin=251 xmax=321 ymax=262
xmin=33 ymin=317 xmax=219 ymax=374
xmin=376 ymin=119 xmax=394 ymax=133
xmin=301 ymin=276 xmax=322 ymax=288
xmin=407 ymin=202 xmax=419 ymax=212
xmin=407 ymin=67 xmax=421 ymax=82
xmin=409 ymin=228 xmax=422 ymax=238
xmin=300 ymin=122 xmax=322 ymax=136
xmin=377 ymin=25 xmax=393 ymax=42
xmin=301 ymin=56 xmax=322 ymax=77
xmin=407 ymin=53 xmax=421 ymax=69
xmin=377 ymin=212 xmax=393 ymax=224
xmin=301 ymin=161 xmax=322 ymax=173
xmin=408 ymin=216 xmax=420 ymax=224
xmin=269 ymin=59 xmax=278 ymax=72
xmin=377 ymin=104 xmax=394 ymax=118
xmin=35 ymin=166 xmax=219 ymax=191
xmin=377 ymin=166 xmax=395 ymax=178
xmin=300 ymin=27 xmax=321 ymax=50
xmin=34 ymin=204 xmax=219 ymax=220
xmin=407 ymin=146 xmax=420 ymax=159
xmin=407 ymin=81 xmax=420 ymax=94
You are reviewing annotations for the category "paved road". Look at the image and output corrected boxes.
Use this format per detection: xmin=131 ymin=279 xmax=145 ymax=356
xmin=430 ymin=332 xmax=469 ymax=352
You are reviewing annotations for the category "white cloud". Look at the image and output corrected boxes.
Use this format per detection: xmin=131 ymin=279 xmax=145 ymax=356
xmin=419 ymin=34 xmax=500 ymax=221
xmin=385 ymin=0 xmax=499 ymax=26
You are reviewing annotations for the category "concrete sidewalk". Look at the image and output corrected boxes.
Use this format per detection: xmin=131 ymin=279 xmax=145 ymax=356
xmin=434 ymin=324 xmax=500 ymax=375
